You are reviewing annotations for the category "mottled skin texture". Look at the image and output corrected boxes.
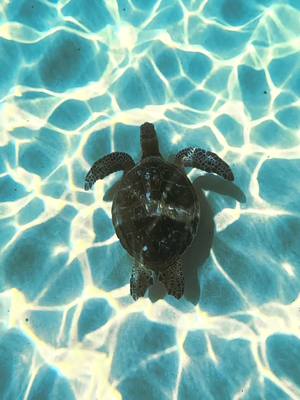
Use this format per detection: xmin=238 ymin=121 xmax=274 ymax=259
xmin=84 ymin=152 xmax=135 ymax=190
xmin=84 ymin=122 xmax=234 ymax=300
xmin=175 ymin=148 xmax=234 ymax=181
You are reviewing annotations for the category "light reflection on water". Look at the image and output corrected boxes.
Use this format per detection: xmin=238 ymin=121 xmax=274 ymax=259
xmin=0 ymin=1 xmax=300 ymax=399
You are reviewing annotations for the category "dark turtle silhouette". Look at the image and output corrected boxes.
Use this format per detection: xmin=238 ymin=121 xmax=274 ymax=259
xmin=84 ymin=122 xmax=234 ymax=301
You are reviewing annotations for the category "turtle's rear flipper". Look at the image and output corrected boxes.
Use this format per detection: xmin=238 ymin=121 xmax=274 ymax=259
xmin=130 ymin=262 xmax=154 ymax=301
xmin=175 ymin=147 xmax=234 ymax=181
xmin=159 ymin=259 xmax=184 ymax=299
xmin=84 ymin=152 xmax=135 ymax=190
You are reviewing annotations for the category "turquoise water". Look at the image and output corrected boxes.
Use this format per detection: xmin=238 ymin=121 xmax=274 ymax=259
xmin=1 ymin=0 xmax=300 ymax=399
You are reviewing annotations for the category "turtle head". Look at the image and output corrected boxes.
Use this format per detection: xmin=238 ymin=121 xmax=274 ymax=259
xmin=140 ymin=122 xmax=161 ymax=159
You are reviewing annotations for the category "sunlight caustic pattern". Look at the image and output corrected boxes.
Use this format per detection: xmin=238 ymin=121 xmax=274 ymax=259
xmin=0 ymin=0 xmax=300 ymax=399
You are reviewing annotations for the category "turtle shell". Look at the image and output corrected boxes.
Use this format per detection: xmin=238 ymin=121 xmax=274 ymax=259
xmin=112 ymin=157 xmax=200 ymax=271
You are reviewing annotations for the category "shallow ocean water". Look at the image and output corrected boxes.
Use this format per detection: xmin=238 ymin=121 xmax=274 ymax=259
xmin=0 ymin=0 xmax=300 ymax=399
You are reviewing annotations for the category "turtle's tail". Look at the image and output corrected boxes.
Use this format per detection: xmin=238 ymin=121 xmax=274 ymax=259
xmin=140 ymin=122 xmax=161 ymax=158
xmin=153 ymin=271 xmax=160 ymax=283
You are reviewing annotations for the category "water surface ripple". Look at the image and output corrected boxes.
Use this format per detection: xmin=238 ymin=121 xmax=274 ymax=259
xmin=0 ymin=1 xmax=300 ymax=399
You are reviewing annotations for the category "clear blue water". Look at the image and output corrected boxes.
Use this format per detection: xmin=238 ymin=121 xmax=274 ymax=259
xmin=1 ymin=0 xmax=300 ymax=399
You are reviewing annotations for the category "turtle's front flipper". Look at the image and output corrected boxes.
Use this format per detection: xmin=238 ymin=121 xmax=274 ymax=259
xmin=130 ymin=262 xmax=154 ymax=301
xmin=84 ymin=152 xmax=135 ymax=190
xmin=175 ymin=147 xmax=234 ymax=181
xmin=159 ymin=259 xmax=184 ymax=299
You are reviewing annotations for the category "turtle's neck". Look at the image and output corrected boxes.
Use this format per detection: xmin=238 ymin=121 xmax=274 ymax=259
xmin=140 ymin=122 xmax=161 ymax=159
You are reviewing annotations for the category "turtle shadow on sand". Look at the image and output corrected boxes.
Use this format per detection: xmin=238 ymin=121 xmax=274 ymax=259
xmin=148 ymin=174 xmax=246 ymax=304
xmin=102 ymin=161 xmax=246 ymax=305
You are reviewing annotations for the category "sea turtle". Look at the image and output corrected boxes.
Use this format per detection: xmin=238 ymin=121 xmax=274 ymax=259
xmin=84 ymin=122 xmax=234 ymax=301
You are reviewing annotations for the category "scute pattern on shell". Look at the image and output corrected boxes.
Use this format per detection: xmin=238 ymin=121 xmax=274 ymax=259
xmin=112 ymin=157 xmax=199 ymax=270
